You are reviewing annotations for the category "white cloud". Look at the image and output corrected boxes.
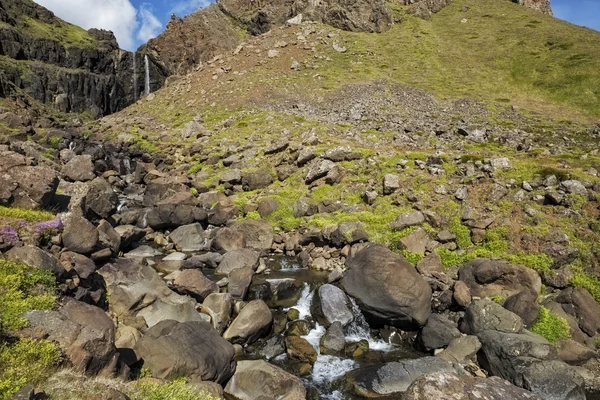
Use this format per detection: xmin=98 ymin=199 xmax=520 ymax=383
xmin=137 ymin=3 xmax=163 ymax=42
xmin=34 ymin=0 xmax=140 ymax=50
xmin=170 ymin=0 xmax=213 ymax=17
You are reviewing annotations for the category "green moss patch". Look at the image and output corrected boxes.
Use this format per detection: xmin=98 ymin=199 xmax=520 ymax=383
xmin=531 ymin=306 xmax=571 ymax=344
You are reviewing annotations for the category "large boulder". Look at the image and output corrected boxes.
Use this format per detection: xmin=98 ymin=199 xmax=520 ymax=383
xmin=5 ymin=245 xmax=66 ymax=277
xmin=241 ymin=168 xmax=273 ymax=191
xmin=224 ymin=360 xmax=306 ymax=400
xmin=168 ymin=269 xmax=219 ymax=301
xmin=342 ymin=243 xmax=432 ymax=329
xmin=344 ymin=357 xmax=457 ymax=397
xmin=230 ymin=220 xmax=274 ymax=251
xmin=201 ymin=293 xmax=233 ymax=333
xmin=62 ymin=213 xmax=99 ymax=255
xmin=97 ymin=259 xmax=205 ymax=328
xmin=404 ymin=373 xmax=544 ymax=400
xmin=223 ymin=300 xmax=272 ymax=344
xmin=169 ymin=223 xmax=206 ymax=252
xmin=216 ymin=249 xmax=259 ymax=276
xmin=84 ymin=178 xmax=118 ymax=220
xmin=555 ymin=287 xmax=600 ymax=337
xmin=310 ymin=284 xmax=354 ymax=327
xmin=212 ymin=227 xmax=246 ymax=252
xmin=461 ymin=299 xmax=524 ymax=335
xmin=24 ymin=299 xmax=121 ymax=376
xmin=62 ymin=155 xmax=96 ymax=182
xmin=417 ymin=314 xmax=461 ymax=352
xmin=458 ymin=259 xmax=542 ymax=299
xmin=134 ymin=320 xmax=236 ymax=384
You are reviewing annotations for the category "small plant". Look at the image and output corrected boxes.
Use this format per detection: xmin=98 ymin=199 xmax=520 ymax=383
xmin=32 ymin=217 xmax=63 ymax=242
xmin=129 ymin=377 xmax=220 ymax=400
xmin=190 ymin=188 xmax=199 ymax=196
xmin=0 ymin=206 xmax=55 ymax=222
xmin=531 ymin=306 xmax=571 ymax=344
xmin=188 ymin=163 xmax=203 ymax=175
xmin=491 ymin=295 xmax=505 ymax=304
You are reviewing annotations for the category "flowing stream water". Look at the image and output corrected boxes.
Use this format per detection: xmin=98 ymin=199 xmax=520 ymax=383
xmin=144 ymin=55 xmax=150 ymax=96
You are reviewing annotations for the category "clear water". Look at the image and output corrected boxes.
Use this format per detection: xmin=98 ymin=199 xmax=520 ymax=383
xmin=144 ymin=54 xmax=151 ymax=95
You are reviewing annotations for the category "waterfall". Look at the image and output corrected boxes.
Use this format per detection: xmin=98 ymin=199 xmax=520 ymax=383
xmin=144 ymin=54 xmax=150 ymax=95
xmin=132 ymin=53 xmax=138 ymax=101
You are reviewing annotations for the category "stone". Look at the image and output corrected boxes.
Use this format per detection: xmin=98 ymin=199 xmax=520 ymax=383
xmin=345 ymin=357 xmax=456 ymax=397
xmin=286 ymin=320 xmax=310 ymax=336
xmin=417 ymin=314 xmax=461 ymax=351
xmin=224 ymin=360 xmax=306 ymax=400
xmin=24 ymin=299 xmax=120 ymax=376
xmin=437 ymin=335 xmax=482 ymax=364
xmin=257 ymin=198 xmax=279 ymax=218
xmin=242 ymin=169 xmax=273 ymax=191
xmin=296 ymin=148 xmax=316 ymax=166
xmin=265 ymin=278 xmax=304 ymax=308
xmin=320 ymin=321 xmax=346 ymax=355
xmin=62 ymin=155 xmax=95 ymax=182
xmin=560 ymin=180 xmax=588 ymax=197
xmin=208 ymin=200 xmax=238 ymax=226
xmin=220 ymin=168 xmax=242 ymax=184
xmin=556 ymin=287 xmax=600 ymax=337
xmin=305 ymin=159 xmax=336 ymax=184
xmin=169 ymin=269 xmax=219 ymax=301
xmin=461 ymin=299 xmax=524 ymax=335
xmin=504 ymin=290 xmax=541 ymax=327
xmin=115 ymin=325 xmax=141 ymax=366
xmin=260 ymin=336 xmax=285 ymax=360
xmin=398 ymin=228 xmax=430 ymax=254
xmin=6 ymin=245 xmax=66 ymax=277
xmin=84 ymin=178 xmax=118 ymax=220
xmin=59 ymin=251 xmax=96 ymax=280
xmin=342 ymin=243 xmax=432 ymax=329
xmin=286 ymin=335 xmax=318 ymax=364
xmin=169 ymin=223 xmax=205 ymax=252
xmin=383 ymin=173 xmax=401 ymax=195
xmin=489 ymin=157 xmax=512 ymax=170
xmin=223 ymin=300 xmax=272 ymax=344
xmin=62 ymin=213 xmax=99 ymax=254
xmin=416 ymin=252 xmax=445 ymax=277
xmin=97 ymin=259 xmax=205 ymax=328
xmin=391 ymin=211 xmax=425 ymax=231
xmin=453 ymin=281 xmax=472 ymax=308
xmin=520 ymin=360 xmax=585 ymax=400
xmin=216 ymin=249 xmax=259 ymax=275
xmin=404 ymin=373 xmax=544 ymax=400
xmin=228 ymin=266 xmax=254 ymax=299
xmin=310 ymin=284 xmax=354 ymax=327
xmin=212 ymin=227 xmax=246 ymax=252
xmin=487 ymin=184 xmax=509 ymax=203
xmin=458 ymin=258 xmax=542 ymax=298
xmin=201 ymin=293 xmax=233 ymax=333
xmin=134 ymin=320 xmax=235 ymax=384
xmin=97 ymin=220 xmax=121 ymax=253
xmin=230 ymin=220 xmax=273 ymax=250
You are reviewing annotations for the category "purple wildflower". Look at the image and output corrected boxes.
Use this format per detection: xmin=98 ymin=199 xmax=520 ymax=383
xmin=33 ymin=217 xmax=63 ymax=239
xmin=0 ymin=225 xmax=20 ymax=245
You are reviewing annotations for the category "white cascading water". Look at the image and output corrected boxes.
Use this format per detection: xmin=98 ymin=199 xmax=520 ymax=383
xmin=345 ymin=297 xmax=394 ymax=351
xmin=144 ymin=54 xmax=150 ymax=95
xmin=132 ymin=53 xmax=137 ymax=101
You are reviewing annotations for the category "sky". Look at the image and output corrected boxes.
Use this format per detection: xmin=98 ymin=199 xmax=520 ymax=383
xmin=33 ymin=0 xmax=600 ymax=51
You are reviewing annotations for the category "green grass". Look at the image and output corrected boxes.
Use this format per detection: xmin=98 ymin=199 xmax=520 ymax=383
xmin=0 ymin=259 xmax=56 ymax=332
xmin=21 ymin=16 xmax=97 ymax=49
xmin=130 ymin=377 xmax=221 ymax=400
xmin=0 ymin=338 xmax=62 ymax=400
xmin=570 ymin=266 xmax=600 ymax=304
xmin=531 ymin=306 xmax=571 ymax=344
xmin=0 ymin=206 xmax=55 ymax=223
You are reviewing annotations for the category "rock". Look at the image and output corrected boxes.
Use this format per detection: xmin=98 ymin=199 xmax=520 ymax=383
xmin=305 ymin=159 xmax=336 ymax=184
xmin=62 ymin=213 xmax=99 ymax=254
xmin=557 ymin=339 xmax=596 ymax=364
xmin=124 ymin=245 xmax=161 ymax=259
xmin=487 ymin=184 xmax=508 ymax=203
xmin=169 ymin=269 xmax=219 ymax=301
xmin=345 ymin=340 xmax=369 ymax=359
xmin=24 ymin=299 xmax=120 ymax=376
xmin=504 ymin=290 xmax=540 ymax=327
xmin=201 ymin=293 xmax=233 ymax=333
xmin=228 ymin=266 xmax=254 ymax=299
xmin=208 ymin=200 xmax=238 ymax=226
xmin=257 ymin=198 xmax=279 ymax=218
xmin=260 ymin=336 xmax=285 ymax=360
xmin=519 ymin=360 xmax=585 ymax=400
xmin=458 ymin=258 xmax=542 ymax=298
xmin=398 ymin=228 xmax=430 ymax=254
xmin=416 ymin=252 xmax=445 ymax=277
xmin=62 ymin=155 xmax=95 ymax=181
xmin=310 ymin=284 xmax=354 ymax=327
xmin=242 ymin=168 xmax=273 ymax=191
xmin=345 ymin=357 xmax=456 ymax=397
xmin=293 ymin=197 xmax=317 ymax=218
xmin=362 ymin=190 xmax=378 ymax=205
xmin=224 ymin=360 xmax=306 ymax=400
xmin=417 ymin=314 xmax=461 ymax=351
xmin=97 ymin=220 xmax=121 ymax=254
xmin=437 ymin=335 xmax=482 ymax=364
xmin=383 ymin=173 xmax=401 ymax=195
xmin=220 ymin=168 xmax=242 ymax=184
xmin=134 ymin=320 xmax=235 ymax=384
xmin=286 ymin=336 xmax=318 ymax=364
xmin=404 ymin=373 xmax=544 ymax=400
xmin=97 ymin=259 xmax=205 ymax=328
xmin=264 ymin=140 xmax=289 ymax=155
xmin=329 ymin=222 xmax=369 ymax=247
xmin=114 ymin=225 xmax=145 ymax=249
xmin=390 ymin=211 xmax=425 ymax=231
xmin=169 ymin=223 xmax=206 ymax=252
xmin=84 ymin=178 xmax=118 ymax=220
xmin=296 ymin=148 xmax=316 ymax=166
xmin=223 ymin=300 xmax=272 ymax=344
xmin=212 ymin=227 xmax=246 ymax=252
xmin=59 ymin=251 xmax=96 ymax=280
xmin=556 ymin=287 xmax=600 ymax=337
xmin=265 ymin=278 xmax=304 ymax=308
xmin=342 ymin=243 xmax=432 ymax=329
xmin=560 ymin=180 xmax=588 ymax=197
xmin=230 ymin=220 xmax=273 ymax=250
xmin=115 ymin=325 xmax=141 ymax=366
xmin=6 ymin=245 xmax=66 ymax=277
xmin=489 ymin=157 xmax=512 ymax=170
xmin=216 ymin=249 xmax=259 ymax=275
xmin=320 ymin=321 xmax=346 ymax=355
xmin=461 ymin=299 xmax=524 ymax=335
xmin=453 ymin=281 xmax=472 ymax=308
xmin=286 ymin=320 xmax=310 ymax=336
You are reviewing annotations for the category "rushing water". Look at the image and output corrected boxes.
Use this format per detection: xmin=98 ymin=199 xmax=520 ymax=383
xmin=144 ymin=55 xmax=151 ymax=96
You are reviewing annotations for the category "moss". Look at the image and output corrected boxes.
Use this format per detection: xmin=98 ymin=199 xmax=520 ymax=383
xmin=402 ymin=251 xmax=424 ymax=265
xmin=0 ymin=338 xmax=62 ymax=400
xmin=190 ymin=188 xmax=198 ymax=196
xmin=21 ymin=16 xmax=97 ymax=49
xmin=491 ymin=295 xmax=506 ymax=304
xmin=0 ymin=206 xmax=55 ymax=223
xmin=0 ymin=259 xmax=56 ymax=332
xmin=570 ymin=267 xmax=600 ymax=304
xmin=129 ymin=377 xmax=221 ymax=400
xmin=531 ymin=306 xmax=571 ymax=344
xmin=188 ymin=163 xmax=203 ymax=175
xmin=449 ymin=217 xmax=473 ymax=249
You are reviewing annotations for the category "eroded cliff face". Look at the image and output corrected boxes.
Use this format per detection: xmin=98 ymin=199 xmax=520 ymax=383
xmin=514 ymin=0 xmax=552 ymax=15
xmin=400 ymin=0 xmax=552 ymax=19
xmin=0 ymin=0 xmax=168 ymax=117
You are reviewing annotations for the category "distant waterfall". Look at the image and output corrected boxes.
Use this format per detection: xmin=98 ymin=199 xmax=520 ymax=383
xmin=132 ymin=53 xmax=138 ymax=101
xmin=144 ymin=54 xmax=150 ymax=96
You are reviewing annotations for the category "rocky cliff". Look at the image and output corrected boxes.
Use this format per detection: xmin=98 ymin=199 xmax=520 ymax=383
xmin=0 ymin=0 xmax=168 ymax=117
xmin=401 ymin=0 xmax=553 ymax=19
xmin=514 ymin=0 xmax=552 ymax=15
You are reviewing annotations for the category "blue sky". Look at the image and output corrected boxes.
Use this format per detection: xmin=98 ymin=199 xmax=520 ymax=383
xmin=33 ymin=0 xmax=600 ymax=51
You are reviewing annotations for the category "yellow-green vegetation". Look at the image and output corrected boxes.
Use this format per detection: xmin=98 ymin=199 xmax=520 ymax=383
xmin=20 ymin=16 xmax=97 ymax=49
xmin=570 ymin=266 xmax=600 ymax=304
xmin=531 ymin=306 xmax=571 ymax=344
xmin=0 ymin=259 xmax=56 ymax=332
xmin=0 ymin=338 xmax=62 ymax=400
xmin=129 ymin=377 xmax=221 ymax=400
xmin=0 ymin=206 xmax=55 ymax=223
